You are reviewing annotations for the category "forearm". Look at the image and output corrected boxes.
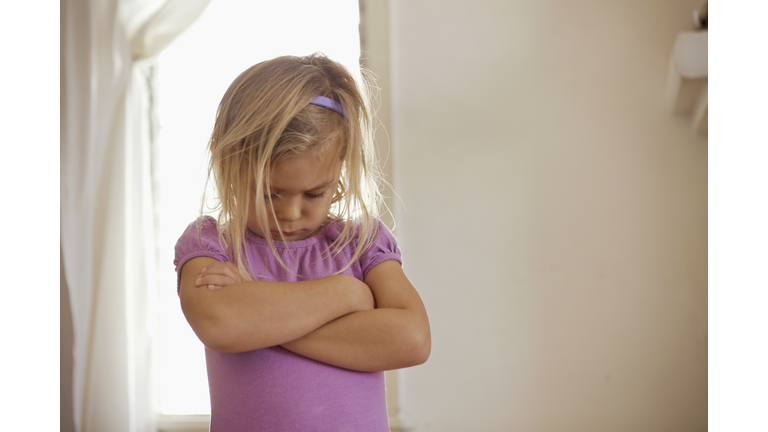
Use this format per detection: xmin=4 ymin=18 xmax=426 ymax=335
xmin=180 ymin=260 xmax=371 ymax=353
xmin=281 ymin=307 xmax=431 ymax=372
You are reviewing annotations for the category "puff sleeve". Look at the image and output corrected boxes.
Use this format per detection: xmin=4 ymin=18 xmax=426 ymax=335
xmin=173 ymin=216 xmax=230 ymax=293
xmin=359 ymin=220 xmax=402 ymax=278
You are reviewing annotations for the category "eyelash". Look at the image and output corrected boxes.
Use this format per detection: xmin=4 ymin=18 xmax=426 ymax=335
xmin=264 ymin=191 xmax=327 ymax=200
xmin=306 ymin=192 xmax=327 ymax=200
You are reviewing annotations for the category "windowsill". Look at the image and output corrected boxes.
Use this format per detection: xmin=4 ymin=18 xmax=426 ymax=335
xmin=157 ymin=414 xmax=409 ymax=432
xmin=158 ymin=414 xmax=210 ymax=432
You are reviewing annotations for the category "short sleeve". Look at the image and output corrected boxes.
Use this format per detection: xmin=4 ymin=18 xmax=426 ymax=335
xmin=360 ymin=220 xmax=402 ymax=278
xmin=173 ymin=216 xmax=230 ymax=293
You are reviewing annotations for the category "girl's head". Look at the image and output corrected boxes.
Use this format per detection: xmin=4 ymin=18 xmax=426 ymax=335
xmin=205 ymin=53 xmax=383 ymax=278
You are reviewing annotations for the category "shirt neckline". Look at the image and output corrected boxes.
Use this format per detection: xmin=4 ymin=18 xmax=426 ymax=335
xmin=244 ymin=224 xmax=330 ymax=248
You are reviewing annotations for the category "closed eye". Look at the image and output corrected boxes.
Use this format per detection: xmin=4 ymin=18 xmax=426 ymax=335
xmin=306 ymin=191 xmax=327 ymax=200
xmin=264 ymin=191 xmax=325 ymax=200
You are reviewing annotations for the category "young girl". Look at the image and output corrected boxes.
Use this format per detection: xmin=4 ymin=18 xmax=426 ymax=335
xmin=173 ymin=53 xmax=430 ymax=431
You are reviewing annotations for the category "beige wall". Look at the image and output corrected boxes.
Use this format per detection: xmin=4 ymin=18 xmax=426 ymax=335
xmin=61 ymin=1 xmax=707 ymax=430
xmin=388 ymin=1 xmax=707 ymax=430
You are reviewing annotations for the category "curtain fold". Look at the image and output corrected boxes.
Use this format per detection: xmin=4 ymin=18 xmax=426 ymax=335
xmin=61 ymin=0 xmax=210 ymax=430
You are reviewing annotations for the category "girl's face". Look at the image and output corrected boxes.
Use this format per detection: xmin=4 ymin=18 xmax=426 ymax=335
xmin=247 ymin=147 xmax=342 ymax=241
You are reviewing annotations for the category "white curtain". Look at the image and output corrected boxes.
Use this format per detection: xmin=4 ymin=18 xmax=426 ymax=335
xmin=61 ymin=0 xmax=210 ymax=430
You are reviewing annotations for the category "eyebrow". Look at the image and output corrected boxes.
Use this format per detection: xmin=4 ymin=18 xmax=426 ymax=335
xmin=269 ymin=179 xmax=336 ymax=193
xmin=306 ymin=180 xmax=336 ymax=192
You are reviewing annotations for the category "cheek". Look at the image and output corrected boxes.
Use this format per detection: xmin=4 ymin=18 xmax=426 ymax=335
xmin=313 ymin=198 xmax=333 ymax=218
xmin=248 ymin=200 xmax=275 ymax=225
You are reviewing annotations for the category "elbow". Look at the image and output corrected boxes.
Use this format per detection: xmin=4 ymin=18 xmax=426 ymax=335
xmin=185 ymin=316 xmax=231 ymax=352
xmin=404 ymin=325 xmax=431 ymax=367
xmin=181 ymin=300 xmax=243 ymax=353
xmin=191 ymin=315 xmax=272 ymax=354
xmin=196 ymin=325 xmax=239 ymax=353
xmin=191 ymin=317 xmax=263 ymax=353
xmin=414 ymin=328 xmax=431 ymax=365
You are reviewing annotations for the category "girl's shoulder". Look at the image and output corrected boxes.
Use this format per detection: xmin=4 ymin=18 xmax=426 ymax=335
xmin=322 ymin=218 xmax=400 ymax=256
xmin=182 ymin=215 xmax=221 ymax=239
xmin=175 ymin=215 xmax=228 ymax=256
xmin=322 ymin=218 xmax=390 ymax=240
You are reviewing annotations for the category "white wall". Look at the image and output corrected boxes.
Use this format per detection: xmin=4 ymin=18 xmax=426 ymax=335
xmin=388 ymin=1 xmax=707 ymax=430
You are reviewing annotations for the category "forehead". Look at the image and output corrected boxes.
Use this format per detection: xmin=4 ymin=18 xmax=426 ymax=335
xmin=269 ymin=150 xmax=341 ymax=192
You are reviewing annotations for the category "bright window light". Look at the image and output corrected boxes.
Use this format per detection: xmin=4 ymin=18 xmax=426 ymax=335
xmin=157 ymin=0 xmax=361 ymax=415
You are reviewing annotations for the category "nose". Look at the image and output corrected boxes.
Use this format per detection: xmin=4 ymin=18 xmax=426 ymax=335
xmin=275 ymin=196 xmax=302 ymax=222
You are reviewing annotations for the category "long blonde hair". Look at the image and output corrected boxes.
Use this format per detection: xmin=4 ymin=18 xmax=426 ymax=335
xmin=202 ymin=53 xmax=384 ymax=280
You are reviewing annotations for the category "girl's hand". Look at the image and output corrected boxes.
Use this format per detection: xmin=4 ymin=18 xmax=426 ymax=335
xmin=195 ymin=261 xmax=244 ymax=290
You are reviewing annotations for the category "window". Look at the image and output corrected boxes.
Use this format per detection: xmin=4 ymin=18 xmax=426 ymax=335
xmin=155 ymin=0 xmax=362 ymax=423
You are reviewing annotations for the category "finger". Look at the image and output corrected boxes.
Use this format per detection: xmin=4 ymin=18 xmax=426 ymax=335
xmin=197 ymin=274 xmax=238 ymax=288
xmin=225 ymin=263 xmax=244 ymax=283
xmin=195 ymin=270 xmax=227 ymax=286
xmin=199 ymin=266 xmax=229 ymax=279
xmin=198 ymin=262 xmax=243 ymax=285
xmin=212 ymin=264 xmax=243 ymax=283
xmin=201 ymin=262 xmax=234 ymax=276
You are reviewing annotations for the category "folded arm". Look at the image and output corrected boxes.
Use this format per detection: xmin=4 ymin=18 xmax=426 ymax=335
xmin=280 ymin=260 xmax=431 ymax=372
xmin=179 ymin=257 xmax=373 ymax=353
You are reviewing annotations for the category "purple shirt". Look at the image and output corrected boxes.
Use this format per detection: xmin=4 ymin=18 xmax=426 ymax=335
xmin=174 ymin=216 xmax=400 ymax=431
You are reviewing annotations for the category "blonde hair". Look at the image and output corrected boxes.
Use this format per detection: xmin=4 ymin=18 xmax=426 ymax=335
xmin=202 ymin=53 xmax=384 ymax=280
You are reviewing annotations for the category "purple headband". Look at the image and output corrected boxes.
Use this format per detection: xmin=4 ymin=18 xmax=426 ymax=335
xmin=226 ymin=96 xmax=348 ymax=125
xmin=308 ymin=95 xmax=348 ymax=119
